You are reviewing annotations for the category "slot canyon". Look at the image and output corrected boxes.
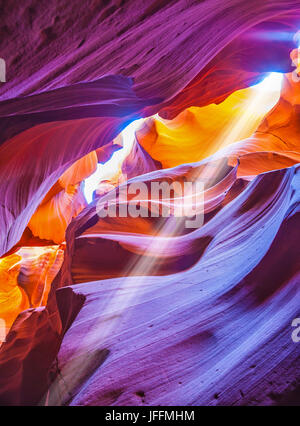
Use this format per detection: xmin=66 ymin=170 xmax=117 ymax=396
xmin=0 ymin=0 xmax=299 ymax=406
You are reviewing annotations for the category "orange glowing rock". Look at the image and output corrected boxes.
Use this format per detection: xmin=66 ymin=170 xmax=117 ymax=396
xmin=58 ymin=151 xmax=98 ymax=189
xmin=0 ymin=246 xmax=64 ymax=343
xmin=225 ymin=72 xmax=300 ymax=177
xmin=137 ymin=71 xmax=300 ymax=180
xmin=28 ymin=151 xmax=98 ymax=243
xmin=0 ymin=254 xmax=28 ymax=338
xmin=257 ymin=73 xmax=300 ymax=150
xmin=17 ymin=246 xmax=65 ymax=307
xmin=137 ymin=82 xmax=281 ymax=169
xmin=28 ymin=184 xmax=86 ymax=244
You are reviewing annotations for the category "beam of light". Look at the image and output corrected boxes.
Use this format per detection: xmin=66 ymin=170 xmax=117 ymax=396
xmin=199 ymin=72 xmax=283 ymax=156
xmin=45 ymin=71 xmax=285 ymax=405
xmin=252 ymin=72 xmax=283 ymax=93
xmin=82 ymin=163 xmax=103 ymax=204
xmin=83 ymin=118 xmax=144 ymax=203
xmin=153 ymin=72 xmax=284 ymax=165
xmin=83 ymin=72 xmax=283 ymax=204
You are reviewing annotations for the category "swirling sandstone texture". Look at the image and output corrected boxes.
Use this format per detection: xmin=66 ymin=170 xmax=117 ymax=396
xmin=0 ymin=0 xmax=300 ymax=406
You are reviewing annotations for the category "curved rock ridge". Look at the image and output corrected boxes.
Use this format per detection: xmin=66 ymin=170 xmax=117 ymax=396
xmin=57 ymin=158 xmax=237 ymax=284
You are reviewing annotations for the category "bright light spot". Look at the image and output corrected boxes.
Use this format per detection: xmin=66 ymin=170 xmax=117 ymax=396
xmin=83 ymin=164 xmax=103 ymax=204
xmin=83 ymin=118 xmax=144 ymax=203
xmin=253 ymin=72 xmax=283 ymax=93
